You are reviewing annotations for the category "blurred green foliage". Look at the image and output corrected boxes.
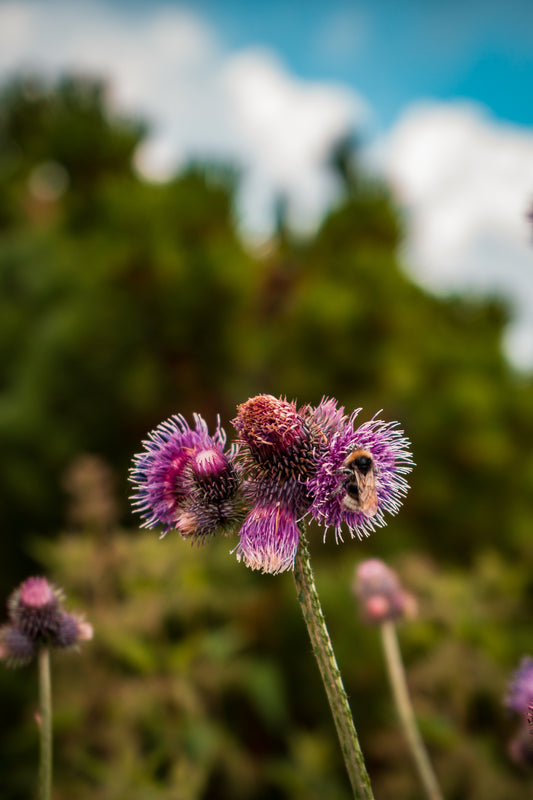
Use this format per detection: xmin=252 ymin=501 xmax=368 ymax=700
xmin=1 ymin=75 xmax=533 ymax=798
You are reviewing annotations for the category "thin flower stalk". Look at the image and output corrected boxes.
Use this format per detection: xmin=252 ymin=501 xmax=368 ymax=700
xmin=38 ymin=647 xmax=52 ymax=800
xmin=293 ymin=529 xmax=375 ymax=800
xmin=380 ymin=620 xmax=443 ymax=800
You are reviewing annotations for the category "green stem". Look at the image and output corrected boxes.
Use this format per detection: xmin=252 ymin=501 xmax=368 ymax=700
xmin=380 ymin=621 xmax=443 ymax=800
xmin=293 ymin=530 xmax=375 ymax=800
xmin=38 ymin=647 xmax=52 ymax=800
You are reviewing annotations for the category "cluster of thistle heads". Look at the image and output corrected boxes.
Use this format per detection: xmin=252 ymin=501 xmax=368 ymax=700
xmin=0 ymin=576 xmax=92 ymax=668
xmin=129 ymin=394 xmax=414 ymax=575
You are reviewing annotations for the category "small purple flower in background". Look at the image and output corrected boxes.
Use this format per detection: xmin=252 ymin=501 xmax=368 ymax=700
xmin=232 ymin=395 xmax=317 ymax=574
xmin=130 ymin=413 xmax=241 ymax=539
xmin=305 ymin=398 xmax=413 ymax=542
xmin=509 ymin=719 xmax=533 ymax=768
xmin=0 ymin=576 xmax=92 ymax=668
xmin=504 ymin=657 xmax=533 ymax=768
xmin=352 ymin=558 xmax=417 ymax=625
xmin=505 ymin=656 xmax=533 ymax=715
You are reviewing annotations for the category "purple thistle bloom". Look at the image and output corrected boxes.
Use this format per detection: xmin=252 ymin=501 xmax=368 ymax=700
xmin=506 ymin=656 xmax=533 ymax=715
xmin=130 ymin=413 xmax=241 ymax=539
xmin=232 ymin=395 xmax=317 ymax=574
xmin=305 ymin=398 xmax=413 ymax=543
xmin=0 ymin=576 xmax=93 ymax=668
xmin=236 ymin=501 xmax=301 ymax=575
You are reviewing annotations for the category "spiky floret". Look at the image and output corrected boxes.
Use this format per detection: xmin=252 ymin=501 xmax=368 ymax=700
xmin=130 ymin=413 xmax=242 ymax=539
xmin=236 ymin=501 xmax=301 ymax=575
xmin=305 ymin=398 xmax=413 ymax=542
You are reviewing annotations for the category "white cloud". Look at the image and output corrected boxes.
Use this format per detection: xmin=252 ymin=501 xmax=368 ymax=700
xmin=221 ymin=49 xmax=368 ymax=231
xmin=0 ymin=0 xmax=367 ymax=233
xmin=379 ymin=102 xmax=533 ymax=369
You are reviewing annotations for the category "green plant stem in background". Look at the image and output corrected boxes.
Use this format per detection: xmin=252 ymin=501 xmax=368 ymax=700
xmin=380 ymin=620 xmax=444 ymax=800
xmin=38 ymin=647 xmax=52 ymax=800
xmin=293 ymin=530 xmax=375 ymax=800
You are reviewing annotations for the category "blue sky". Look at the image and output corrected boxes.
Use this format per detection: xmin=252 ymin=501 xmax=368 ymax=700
xmin=113 ymin=0 xmax=533 ymax=130
xmin=218 ymin=0 xmax=533 ymax=126
xmin=1 ymin=0 xmax=533 ymax=368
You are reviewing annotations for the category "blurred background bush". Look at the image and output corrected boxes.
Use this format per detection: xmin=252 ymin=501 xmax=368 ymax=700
xmin=1 ymin=75 xmax=533 ymax=799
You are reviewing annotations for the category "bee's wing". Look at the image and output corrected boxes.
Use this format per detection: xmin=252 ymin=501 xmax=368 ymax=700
xmin=356 ymin=471 xmax=379 ymax=518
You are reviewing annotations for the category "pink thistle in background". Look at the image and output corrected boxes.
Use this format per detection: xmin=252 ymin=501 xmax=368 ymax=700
xmin=0 ymin=576 xmax=92 ymax=668
xmin=352 ymin=558 xmax=417 ymax=625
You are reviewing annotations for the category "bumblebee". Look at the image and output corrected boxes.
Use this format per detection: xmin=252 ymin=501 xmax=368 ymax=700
xmin=341 ymin=449 xmax=378 ymax=517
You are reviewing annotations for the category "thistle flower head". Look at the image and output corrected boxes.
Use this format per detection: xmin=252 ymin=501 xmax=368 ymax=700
xmin=232 ymin=395 xmax=318 ymax=573
xmin=130 ymin=413 xmax=241 ymax=539
xmin=352 ymin=558 xmax=416 ymax=624
xmin=305 ymin=398 xmax=413 ymax=542
xmin=506 ymin=656 xmax=533 ymax=715
xmin=0 ymin=576 xmax=93 ymax=668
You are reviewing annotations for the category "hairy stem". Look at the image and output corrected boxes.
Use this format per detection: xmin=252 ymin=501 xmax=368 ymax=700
xmin=293 ymin=530 xmax=374 ymax=799
xmin=381 ymin=620 xmax=443 ymax=800
xmin=38 ymin=647 xmax=52 ymax=800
